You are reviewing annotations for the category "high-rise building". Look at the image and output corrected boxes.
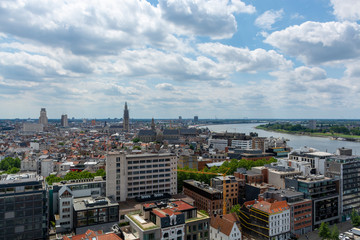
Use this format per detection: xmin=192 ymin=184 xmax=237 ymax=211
xmin=106 ymin=152 xmax=177 ymax=202
xmin=61 ymin=114 xmax=68 ymax=127
xmin=123 ymin=102 xmax=129 ymax=132
xmin=326 ymin=155 xmax=360 ymax=221
xmin=194 ymin=116 xmax=198 ymax=122
xmin=0 ymin=173 xmax=48 ymax=239
xmin=39 ymin=108 xmax=48 ymax=126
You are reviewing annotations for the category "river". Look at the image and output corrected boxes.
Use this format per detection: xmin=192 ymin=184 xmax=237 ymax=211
xmin=202 ymin=123 xmax=360 ymax=155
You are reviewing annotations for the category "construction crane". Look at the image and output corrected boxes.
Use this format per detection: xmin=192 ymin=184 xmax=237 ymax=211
xmin=176 ymin=168 xmax=230 ymax=215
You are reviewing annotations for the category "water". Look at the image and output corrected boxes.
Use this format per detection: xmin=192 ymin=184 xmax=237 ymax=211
xmin=203 ymin=123 xmax=360 ymax=155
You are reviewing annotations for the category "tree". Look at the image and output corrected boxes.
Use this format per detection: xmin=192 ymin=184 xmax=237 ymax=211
xmin=319 ymin=222 xmax=331 ymax=240
xmin=95 ymin=169 xmax=106 ymax=177
xmin=230 ymin=204 xmax=240 ymax=215
xmin=330 ymin=225 xmax=339 ymax=240
xmin=132 ymin=137 xmax=140 ymax=143
xmin=351 ymin=209 xmax=360 ymax=227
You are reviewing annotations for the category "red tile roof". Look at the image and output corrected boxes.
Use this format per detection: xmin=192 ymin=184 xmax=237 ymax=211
xmin=252 ymin=200 xmax=289 ymax=214
xmin=210 ymin=213 xmax=240 ymax=236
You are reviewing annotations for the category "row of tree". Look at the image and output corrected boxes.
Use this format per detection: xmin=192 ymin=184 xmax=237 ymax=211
xmin=46 ymin=169 xmax=106 ymax=185
xmin=177 ymin=158 xmax=276 ymax=192
xmin=0 ymin=157 xmax=21 ymax=174
xmin=260 ymin=123 xmax=360 ymax=136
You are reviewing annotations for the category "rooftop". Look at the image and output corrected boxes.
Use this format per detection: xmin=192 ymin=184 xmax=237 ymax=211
xmin=73 ymin=196 xmax=118 ymax=211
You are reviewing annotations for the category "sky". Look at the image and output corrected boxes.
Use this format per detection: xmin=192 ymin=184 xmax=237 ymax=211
xmin=1 ymin=0 xmax=360 ymax=119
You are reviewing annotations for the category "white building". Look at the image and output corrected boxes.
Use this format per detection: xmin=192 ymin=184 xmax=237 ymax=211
xmin=22 ymin=123 xmax=43 ymax=132
xmin=106 ymin=152 xmax=177 ymax=202
xmin=231 ymin=139 xmax=252 ymax=150
xmin=41 ymin=159 xmax=54 ymax=177
xmin=289 ymin=147 xmax=333 ymax=175
xmin=210 ymin=213 xmax=242 ymax=240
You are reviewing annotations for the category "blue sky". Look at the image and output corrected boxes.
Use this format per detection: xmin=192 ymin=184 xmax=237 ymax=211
xmin=0 ymin=0 xmax=360 ymax=119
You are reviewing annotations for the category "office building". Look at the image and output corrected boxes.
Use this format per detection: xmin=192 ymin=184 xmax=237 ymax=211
xmin=61 ymin=114 xmax=68 ymax=127
xmin=123 ymin=102 xmax=129 ymax=132
xmin=0 ymin=173 xmax=48 ymax=240
xmin=39 ymin=108 xmax=48 ymax=126
xmin=22 ymin=122 xmax=44 ymax=133
xmin=48 ymin=177 xmax=106 ymax=233
xmin=194 ymin=116 xmax=198 ymax=122
xmin=285 ymin=175 xmax=340 ymax=228
xmin=73 ymin=196 xmax=119 ymax=234
xmin=106 ymin=152 xmax=177 ymax=202
xmin=326 ymin=155 xmax=360 ymax=221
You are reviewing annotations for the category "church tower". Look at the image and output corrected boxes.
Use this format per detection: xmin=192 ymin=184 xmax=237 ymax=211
xmin=123 ymin=102 xmax=129 ymax=132
xmin=151 ymin=118 xmax=155 ymax=131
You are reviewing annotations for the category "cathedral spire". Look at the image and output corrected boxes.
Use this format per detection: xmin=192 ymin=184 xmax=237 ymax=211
xmin=123 ymin=102 xmax=129 ymax=132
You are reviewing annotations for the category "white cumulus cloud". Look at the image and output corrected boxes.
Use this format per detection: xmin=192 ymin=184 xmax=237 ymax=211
xmin=265 ymin=21 xmax=360 ymax=64
xmin=331 ymin=0 xmax=360 ymax=21
xmin=255 ymin=9 xmax=284 ymax=30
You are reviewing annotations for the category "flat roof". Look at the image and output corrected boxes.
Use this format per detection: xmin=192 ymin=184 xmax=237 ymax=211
xmin=73 ymin=196 xmax=118 ymax=211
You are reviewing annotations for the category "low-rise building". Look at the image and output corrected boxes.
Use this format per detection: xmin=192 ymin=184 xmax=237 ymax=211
xmin=73 ymin=196 xmax=119 ymax=234
xmin=125 ymin=200 xmax=210 ymax=240
xmin=210 ymin=213 xmax=242 ymax=240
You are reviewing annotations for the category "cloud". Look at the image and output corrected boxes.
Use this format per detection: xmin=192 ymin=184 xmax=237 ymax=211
xmin=331 ymin=0 xmax=360 ymax=21
xmin=159 ymin=0 xmax=255 ymax=39
xmin=265 ymin=21 xmax=360 ymax=64
xmin=255 ymin=9 xmax=284 ymax=30
xmin=0 ymin=0 xmax=184 ymax=55
xmin=155 ymin=83 xmax=175 ymax=91
xmin=198 ymin=42 xmax=292 ymax=72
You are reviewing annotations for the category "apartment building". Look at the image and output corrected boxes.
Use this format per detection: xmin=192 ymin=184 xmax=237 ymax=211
xmin=183 ymin=180 xmax=223 ymax=216
xmin=106 ymin=152 xmax=177 ymax=202
xmin=240 ymin=199 xmax=290 ymax=240
xmin=0 ymin=173 xmax=48 ymax=240
xmin=285 ymin=175 xmax=340 ymax=228
xmin=261 ymin=189 xmax=312 ymax=237
xmin=325 ymin=155 xmax=360 ymax=221
xmin=211 ymin=176 xmax=239 ymax=211
xmin=125 ymin=200 xmax=210 ymax=240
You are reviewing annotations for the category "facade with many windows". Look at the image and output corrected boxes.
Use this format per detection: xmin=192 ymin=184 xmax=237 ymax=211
xmin=106 ymin=152 xmax=177 ymax=202
xmin=0 ymin=173 xmax=48 ymax=240
xmin=325 ymin=155 xmax=360 ymax=221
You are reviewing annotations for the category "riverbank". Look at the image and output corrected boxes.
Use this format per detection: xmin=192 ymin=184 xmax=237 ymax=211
xmin=255 ymin=126 xmax=360 ymax=142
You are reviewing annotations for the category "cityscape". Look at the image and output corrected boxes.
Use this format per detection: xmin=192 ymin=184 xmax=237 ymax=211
xmin=1 ymin=0 xmax=360 ymax=240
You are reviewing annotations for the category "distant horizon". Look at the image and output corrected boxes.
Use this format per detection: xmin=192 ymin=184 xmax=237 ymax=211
xmin=2 ymin=118 xmax=360 ymax=121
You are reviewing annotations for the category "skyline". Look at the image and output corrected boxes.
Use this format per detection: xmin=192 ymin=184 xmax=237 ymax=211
xmin=1 ymin=0 xmax=360 ymax=119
